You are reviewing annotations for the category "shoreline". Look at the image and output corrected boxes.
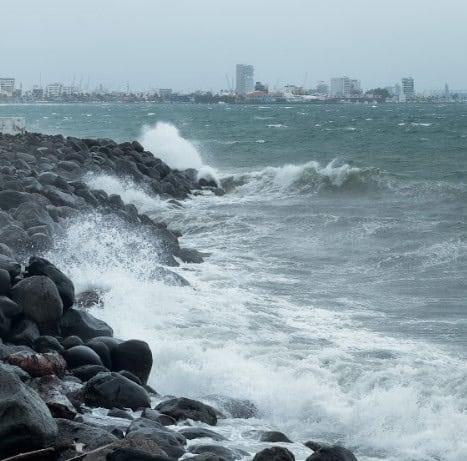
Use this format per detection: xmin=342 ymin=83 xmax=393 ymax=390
xmin=0 ymin=131 xmax=358 ymax=461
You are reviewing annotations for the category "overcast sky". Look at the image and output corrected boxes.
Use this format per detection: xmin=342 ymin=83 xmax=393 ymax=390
xmin=3 ymin=0 xmax=467 ymax=92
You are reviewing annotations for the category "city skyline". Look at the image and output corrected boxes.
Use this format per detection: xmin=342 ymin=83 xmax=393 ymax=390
xmin=2 ymin=0 xmax=467 ymax=92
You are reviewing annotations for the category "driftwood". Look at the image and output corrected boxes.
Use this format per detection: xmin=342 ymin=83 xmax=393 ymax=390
xmin=0 ymin=447 xmax=55 ymax=461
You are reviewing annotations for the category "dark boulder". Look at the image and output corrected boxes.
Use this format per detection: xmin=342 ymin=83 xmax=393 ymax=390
xmin=0 ymin=189 xmax=31 ymax=210
xmin=7 ymin=318 xmax=41 ymax=346
xmin=0 ymin=224 xmax=32 ymax=252
xmin=178 ymin=427 xmax=227 ymax=441
xmin=26 ymin=256 xmax=75 ymax=309
xmin=33 ymin=335 xmax=65 ymax=353
xmin=64 ymin=345 xmax=104 ymax=368
xmin=10 ymin=275 xmax=63 ymax=330
xmin=0 ymin=294 xmax=21 ymax=317
xmin=54 ymin=418 xmax=118 ymax=458
xmin=0 ymin=254 xmax=21 ymax=278
xmin=111 ymin=339 xmax=152 ymax=384
xmin=126 ymin=426 xmax=185 ymax=459
xmin=305 ymin=445 xmax=358 ymax=461
xmin=190 ymin=445 xmax=247 ymax=461
xmin=83 ymin=371 xmax=151 ymax=410
xmin=156 ymin=397 xmax=218 ymax=426
xmin=106 ymin=448 xmax=169 ymax=461
xmin=0 ymin=268 xmax=11 ymax=294
xmin=87 ymin=340 xmax=112 ymax=369
xmin=60 ymin=308 xmax=113 ymax=340
xmin=253 ymin=447 xmax=295 ymax=461
xmin=141 ymin=408 xmax=176 ymax=426
xmin=0 ymin=364 xmax=58 ymax=458
xmin=62 ymin=335 xmax=84 ymax=348
xmin=73 ymin=364 xmax=110 ymax=381
xmin=259 ymin=431 xmax=293 ymax=443
xmin=12 ymin=201 xmax=55 ymax=230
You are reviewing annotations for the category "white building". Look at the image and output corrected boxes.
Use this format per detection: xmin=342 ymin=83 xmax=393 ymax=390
xmin=46 ymin=83 xmax=63 ymax=98
xmin=401 ymin=77 xmax=415 ymax=98
xmin=0 ymin=78 xmax=15 ymax=97
xmin=236 ymin=64 xmax=254 ymax=95
xmin=330 ymin=77 xmax=351 ymax=97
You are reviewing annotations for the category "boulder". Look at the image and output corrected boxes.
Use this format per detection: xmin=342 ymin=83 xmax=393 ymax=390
xmin=33 ymin=335 xmax=65 ymax=353
xmin=54 ymin=418 xmax=118 ymax=459
xmin=64 ymin=345 xmax=104 ymax=368
xmin=105 ymin=448 xmax=169 ymax=461
xmin=141 ymin=408 xmax=176 ymax=426
xmin=26 ymin=256 xmax=75 ymax=309
xmin=73 ymin=364 xmax=110 ymax=382
xmin=190 ymin=445 xmax=247 ymax=461
xmin=111 ymin=339 xmax=152 ymax=384
xmin=253 ymin=447 xmax=295 ymax=461
xmin=178 ymin=427 xmax=226 ymax=441
xmin=62 ymin=335 xmax=84 ymax=348
xmin=0 ymin=268 xmax=11 ymax=294
xmin=0 ymin=189 xmax=31 ymax=210
xmin=87 ymin=340 xmax=112 ymax=369
xmin=259 ymin=431 xmax=292 ymax=443
xmin=7 ymin=318 xmax=41 ymax=346
xmin=10 ymin=275 xmax=63 ymax=330
xmin=0 ymin=364 xmax=58 ymax=458
xmin=83 ymin=372 xmax=151 ymax=410
xmin=156 ymin=397 xmax=218 ymax=426
xmin=12 ymin=201 xmax=55 ymax=230
xmin=0 ymin=294 xmax=21 ymax=317
xmin=0 ymin=254 xmax=21 ymax=278
xmin=60 ymin=308 xmax=113 ymax=340
xmin=108 ymin=408 xmax=134 ymax=420
xmin=0 ymin=242 xmax=15 ymax=258
xmin=125 ymin=427 xmax=185 ymax=459
xmin=305 ymin=445 xmax=358 ymax=461
xmin=5 ymin=350 xmax=67 ymax=377
xmin=30 ymin=375 xmax=80 ymax=419
xmin=0 ymin=224 xmax=32 ymax=252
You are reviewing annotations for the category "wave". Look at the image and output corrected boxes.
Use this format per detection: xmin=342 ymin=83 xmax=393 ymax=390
xmin=139 ymin=121 xmax=219 ymax=184
xmin=222 ymin=160 xmax=383 ymax=196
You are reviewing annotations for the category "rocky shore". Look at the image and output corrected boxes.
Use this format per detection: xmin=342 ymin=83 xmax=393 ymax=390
xmin=0 ymin=132 xmax=358 ymax=461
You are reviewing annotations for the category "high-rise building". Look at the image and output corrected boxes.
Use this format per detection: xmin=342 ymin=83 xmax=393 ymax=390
xmin=401 ymin=77 xmax=415 ymax=98
xmin=45 ymin=83 xmax=63 ymax=99
xmin=330 ymin=77 xmax=351 ymax=97
xmin=0 ymin=78 xmax=15 ymax=97
xmin=236 ymin=64 xmax=254 ymax=95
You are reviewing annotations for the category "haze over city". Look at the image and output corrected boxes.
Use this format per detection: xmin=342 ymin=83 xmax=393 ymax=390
xmin=3 ymin=0 xmax=467 ymax=92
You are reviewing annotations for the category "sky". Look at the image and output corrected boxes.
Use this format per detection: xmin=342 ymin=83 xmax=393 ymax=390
xmin=2 ymin=0 xmax=467 ymax=92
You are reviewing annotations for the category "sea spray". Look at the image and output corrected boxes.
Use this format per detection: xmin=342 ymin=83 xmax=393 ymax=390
xmin=139 ymin=121 xmax=219 ymax=185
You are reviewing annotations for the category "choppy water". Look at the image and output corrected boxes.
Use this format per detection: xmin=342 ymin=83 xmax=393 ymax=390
xmin=1 ymin=102 xmax=466 ymax=461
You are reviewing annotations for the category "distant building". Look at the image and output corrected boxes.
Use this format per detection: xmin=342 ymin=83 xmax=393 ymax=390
xmin=315 ymin=81 xmax=329 ymax=95
xmin=330 ymin=77 xmax=351 ymax=97
xmin=236 ymin=64 xmax=254 ymax=95
xmin=394 ymin=83 xmax=401 ymax=97
xmin=349 ymin=79 xmax=362 ymax=94
xmin=32 ymin=86 xmax=44 ymax=100
xmin=46 ymin=82 xmax=63 ymax=99
xmin=255 ymin=81 xmax=268 ymax=92
xmin=444 ymin=83 xmax=450 ymax=98
xmin=159 ymin=88 xmax=173 ymax=99
xmin=401 ymin=77 xmax=415 ymax=98
xmin=0 ymin=78 xmax=15 ymax=97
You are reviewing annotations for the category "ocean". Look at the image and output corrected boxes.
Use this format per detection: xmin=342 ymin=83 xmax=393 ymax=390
xmin=1 ymin=102 xmax=466 ymax=461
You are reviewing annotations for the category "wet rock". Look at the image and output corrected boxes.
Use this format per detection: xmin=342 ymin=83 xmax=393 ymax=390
xmin=190 ymin=445 xmax=247 ymax=461
xmin=0 ymin=224 xmax=32 ymax=251
xmin=106 ymin=448 xmax=169 ymax=461
xmin=73 ymin=364 xmax=110 ymax=381
xmin=64 ymin=345 xmax=104 ymax=368
xmin=0 ymin=364 xmax=58 ymax=458
xmin=13 ymin=201 xmax=55 ymax=230
xmin=0 ymin=361 xmax=31 ymax=381
xmin=33 ymin=334 xmax=65 ymax=353
xmin=259 ymin=431 xmax=293 ymax=443
xmin=26 ymin=256 xmax=75 ymax=309
xmin=108 ymin=408 xmax=134 ymax=420
xmin=87 ymin=340 xmax=112 ymax=368
xmin=83 ymin=371 xmax=151 ymax=410
xmin=62 ymin=335 xmax=84 ymax=349
xmin=0 ymin=268 xmax=11 ymax=294
xmin=5 ymin=350 xmax=67 ymax=377
xmin=8 ymin=318 xmax=41 ymax=346
xmin=10 ymin=275 xmax=63 ymax=330
xmin=111 ymin=339 xmax=152 ymax=384
xmin=0 ymin=294 xmax=21 ymax=317
xmin=141 ymin=408 xmax=176 ymax=426
xmin=0 ymin=242 xmax=15 ymax=258
xmin=189 ymin=454 xmax=227 ymax=461
xmin=178 ymin=247 xmax=205 ymax=264
xmin=60 ymin=307 xmax=113 ymax=340
xmin=30 ymin=375 xmax=80 ymax=419
xmin=0 ymin=254 xmax=21 ymax=278
xmin=54 ymin=418 xmax=118 ymax=459
xmin=304 ymin=444 xmax=358 ymax=461
xmin=0 ymin=189 xmax=31 ymax=210
xmin=126 ymin=426 xmax=186 ymax=459
xmin=204 ymin=395 xmax=258 ymax=419
xmin=253 ymin=447 xmax=295 ymax=461
xmin=156 ymin=397 xmax=218 ymax=426
xmin=178 ymin=427 xmax=227 ymax=441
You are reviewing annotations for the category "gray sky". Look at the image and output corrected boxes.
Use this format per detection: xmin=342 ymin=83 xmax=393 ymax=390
xmin=3 ymin=0 xmax=467 ymax=92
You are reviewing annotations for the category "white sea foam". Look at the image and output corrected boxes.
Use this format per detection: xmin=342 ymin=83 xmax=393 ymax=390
xmin=45 ymin=174 xmax=467 ymax=461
